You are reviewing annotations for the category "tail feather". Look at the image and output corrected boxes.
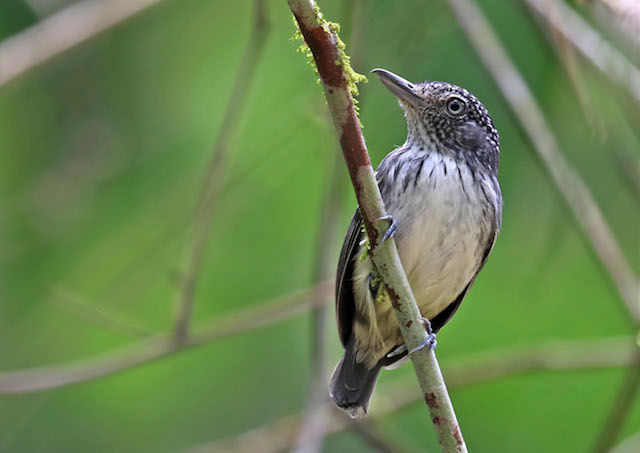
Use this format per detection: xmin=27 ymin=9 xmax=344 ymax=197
xmin=329 ymin=337 xmax=382 ymax=418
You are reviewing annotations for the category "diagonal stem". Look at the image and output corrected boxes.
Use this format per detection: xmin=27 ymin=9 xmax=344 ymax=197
xmin=292 ymin=2 xmax=366 ymax=451
xmin=288 ymin=1 xmax=467 ymax=451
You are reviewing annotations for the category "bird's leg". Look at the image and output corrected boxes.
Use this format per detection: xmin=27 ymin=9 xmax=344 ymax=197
xmin=375 ymin=214 xmax=397 ymax=246
xmin=408 ymin=317 xmax=437 ymax=354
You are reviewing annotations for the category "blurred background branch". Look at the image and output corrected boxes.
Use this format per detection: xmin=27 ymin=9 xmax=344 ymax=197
xmin=0 ymin=280 xmax=332 ymax=394
xmin=189 ymin=336 xmax=638 ymax=453
xmin=527 ymin=2 xmax=605 ymax=136
xmin=609 ymin=430 xmax=640 ymax=453
xmin=50 ymin=287 xmax=152 ymax=338
xmin=522 ymin=0 xmax=640 ymax=104
xmin=342 ymin=415 xmax=421 ymax=453
xmin=592 ymin=360 xmax=640 ymax=453
xmin=588 ymin=0 xmax=640 ymax=49
xmin=0 ymin=0 xmax=170 ymax=87
xmin=173 ymin=0 xmax=269 ymax=344
xmin=291 ymin=128 xmax=345 ymax=453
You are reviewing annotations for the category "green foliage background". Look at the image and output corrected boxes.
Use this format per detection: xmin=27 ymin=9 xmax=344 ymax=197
xmin=0 ymin=0 xmax=638 ymax=451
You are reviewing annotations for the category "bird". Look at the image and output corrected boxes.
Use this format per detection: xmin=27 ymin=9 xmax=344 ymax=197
xmin=329 ymin=68 xmax=503 ymax=418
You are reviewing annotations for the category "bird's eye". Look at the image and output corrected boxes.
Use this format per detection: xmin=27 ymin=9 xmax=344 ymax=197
xmin=445 ymin=97 xmax=466 ymax=116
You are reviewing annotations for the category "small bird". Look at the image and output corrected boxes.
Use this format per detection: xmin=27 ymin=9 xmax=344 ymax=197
xmin=329 ymin=68 xmax=503 ymax=418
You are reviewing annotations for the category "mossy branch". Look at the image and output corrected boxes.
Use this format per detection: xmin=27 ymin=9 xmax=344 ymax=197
xmin=287 ymin=0 xmax=467 ymax=451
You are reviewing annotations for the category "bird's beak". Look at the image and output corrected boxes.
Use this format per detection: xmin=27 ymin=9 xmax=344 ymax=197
xmin=371 ymin=68 xmax=423 ymax=108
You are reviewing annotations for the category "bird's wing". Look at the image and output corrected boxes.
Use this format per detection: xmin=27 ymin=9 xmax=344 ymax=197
xmin=335 ymin=209 xmax=364 ymax=347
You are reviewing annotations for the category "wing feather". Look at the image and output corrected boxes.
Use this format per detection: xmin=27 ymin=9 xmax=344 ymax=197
xmin=335 ymin=210 xmax=364 ymax=347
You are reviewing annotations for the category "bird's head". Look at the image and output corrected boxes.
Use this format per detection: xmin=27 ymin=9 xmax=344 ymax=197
xmin=372 ymin=68 xmax=499 ymax=168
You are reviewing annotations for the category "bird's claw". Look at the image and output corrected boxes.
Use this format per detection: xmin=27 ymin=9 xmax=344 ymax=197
xmin=408 ymin=332 xmax=437 ymax=355
xmin=376 ymin=215 xmax=397 ymax=246
xmin=408 ymin=317 xmax=437 ymax=354
xmin=417 ymin=316 xmax=433 ymax=331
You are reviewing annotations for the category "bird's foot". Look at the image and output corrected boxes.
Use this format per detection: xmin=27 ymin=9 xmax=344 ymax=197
xmin=409 ymin=333 xmax=437 ymax=355
xmin=408 ymin=317 xmax=437 ymax=354
xmin=375 ymin=215 xmax=397 ymax=246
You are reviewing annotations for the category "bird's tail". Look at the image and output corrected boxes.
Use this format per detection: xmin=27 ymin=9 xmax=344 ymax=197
xmin=329 ymin=337 xmax=382 ymax=419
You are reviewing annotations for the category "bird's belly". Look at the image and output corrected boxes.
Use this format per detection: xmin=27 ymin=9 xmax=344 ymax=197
xmin=386 ymin=159 xmax=493 ymax=320
xmin=397 ymin=210 xmax=484 ymax=319
xmin=351 ymin=156 xmax=497 ymax=363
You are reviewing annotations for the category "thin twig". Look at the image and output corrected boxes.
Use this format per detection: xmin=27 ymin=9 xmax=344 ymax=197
xmin=288 ymin=1 xmax=467 ymax=451
xmin=0 ymin=279 xmax=333 ymax=394
xmin=172 ymin=0 xmax=269 ymax=343
xmin=522 ymin=0 xmax=640 ymax=104
xmin=445 ymin=0 xmax=640 ymax=323
xmin=0 ymin=0 xmax=170 ymax=88
xmin=50 ymin=288 xmax=152 ymax=338
xmin=592 ymin=356 xmax=640 ymax=453
xmin=189 ymin=336 xmax=639 ymax=453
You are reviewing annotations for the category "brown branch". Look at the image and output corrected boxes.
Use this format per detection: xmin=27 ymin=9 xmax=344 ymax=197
xmin=173 ymin=0 xmax=269 ymax=343
xmin=288 ymin=1 xmax=468 ymax=451
xmin=445 ymin=0 xmax=640 ymax=323
xmin=188 ymin=336 xmax=639 ymax=453
xmin=0 ymin=279 xmax=332 ymax=394
xmin=0 ymin=0 xmax=170 ymax=88
xmin=522 ymin=0 xmax=640 ymax=104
